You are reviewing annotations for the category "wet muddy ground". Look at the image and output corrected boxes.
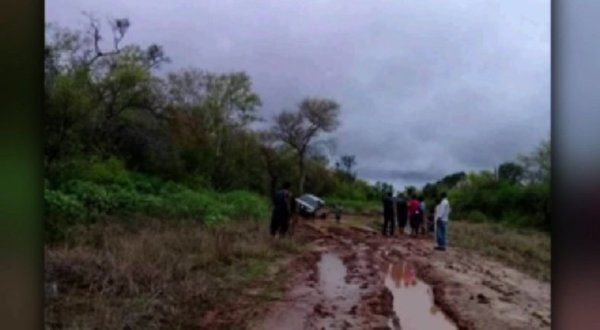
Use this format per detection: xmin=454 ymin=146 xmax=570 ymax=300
xmin=245 ymin=215 xmax=550 ymax=330
xmin=383 ymin=261 xmax=456 ymax=330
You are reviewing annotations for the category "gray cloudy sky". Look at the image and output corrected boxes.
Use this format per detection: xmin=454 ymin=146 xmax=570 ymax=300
xmin=46 ymin=0 xmax=550 ymax=189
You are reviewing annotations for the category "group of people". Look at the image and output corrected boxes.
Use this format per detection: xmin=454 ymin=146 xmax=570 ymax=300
xmin=269 ymin=181 xmax=450 ymax=251
xmin=382 ymin=192 xmax=450 ymax=250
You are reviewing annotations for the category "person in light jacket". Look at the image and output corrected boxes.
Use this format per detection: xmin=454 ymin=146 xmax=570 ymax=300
xmin=435 ymin=192 xmax=451 ymax=251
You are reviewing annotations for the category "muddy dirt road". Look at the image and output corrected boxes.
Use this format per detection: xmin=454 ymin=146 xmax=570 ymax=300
xmin=244 ymin=215 xmax=550 ymax=330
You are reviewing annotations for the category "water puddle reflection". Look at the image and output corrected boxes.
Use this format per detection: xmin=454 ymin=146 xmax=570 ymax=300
xmin=384 ymin=261 xmax=457 ymax=330
xmin=317 ymin=253 xmax=360 ymax=311
xmin=318 ymin=253 xmax=348 ymax=298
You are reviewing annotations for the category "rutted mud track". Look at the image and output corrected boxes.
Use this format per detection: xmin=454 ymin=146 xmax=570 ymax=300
xmin=248 ymin=216 xmax=550 ymax=330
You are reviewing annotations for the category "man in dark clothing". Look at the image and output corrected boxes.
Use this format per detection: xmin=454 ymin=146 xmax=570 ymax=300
xmin=270 ymin=182 xmax=292 ymax=237
xmin=334 ymin=204 xmax=343 ymax=223
xmin=382 ymin=192 xmax=395 ymax=236
xmin=396 ymin=193 xmax=408 ymax=235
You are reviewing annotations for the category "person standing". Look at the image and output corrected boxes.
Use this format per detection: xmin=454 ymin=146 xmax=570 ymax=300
xmin=430 ymin=198 xmax=441 ymax=234
xmin=334 ymin=204 xmax=343 ymax=223
xmin=408 ymin=194 xmax=421 ymax=237
xmin=382 ymin=192 xmax=395 ymax=236
xmin=418 ymin=196 xmax=427 ymax=235
xmin=435 ymin=193 xmax=451 ymax=251
xmin=270 ymin=182 xmax=292 ymax=237
xmin=395 ymin=193 xmax=408 ymax=235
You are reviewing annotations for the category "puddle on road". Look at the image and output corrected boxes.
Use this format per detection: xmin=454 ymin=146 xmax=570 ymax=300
xmin=318 ymin=253 xmax=354 ymax=298
xmin=318 ymin=253 xmax=347 ymax=297
xmin=384 ymin=261 xmax=457 ymax=330
xmin=256 ymin=253 xmax=354 ymax=330
xmin=317 ymin=253 xmax=360 ymax=311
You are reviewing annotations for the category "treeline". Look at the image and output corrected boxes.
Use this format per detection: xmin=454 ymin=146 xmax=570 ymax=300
xmin=417 ymin=140 xmax=551 ymax=231
xmin=44 ymin=15 xmax=550 ymax=238
xmin=44 ymin=16 xmax=381 ymax=238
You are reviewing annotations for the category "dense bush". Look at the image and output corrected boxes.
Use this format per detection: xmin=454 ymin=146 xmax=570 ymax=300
xmin=447 ymin=176 xmax=549 ymax=231
xmin=45 ymin=169 xmax=271 ymax=241
xmin=421 ymin=139 xmax=550 ymax=232
xmin=466 ymin=210 xmax=488 ymax=223
xmin=328 ymin=180 xmax=373 ymax=201
xmin=44 ymin=188 xmax=86 ymax=241
xmin=221 ymin=191 xmax=270 ymax=221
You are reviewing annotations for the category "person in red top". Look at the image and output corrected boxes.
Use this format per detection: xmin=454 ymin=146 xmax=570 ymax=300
xmin=408 ymin=194 xmax=421 ymax=237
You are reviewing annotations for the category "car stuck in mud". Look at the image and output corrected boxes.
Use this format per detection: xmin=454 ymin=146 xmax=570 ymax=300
xmin=295 ymin=194 xmax=327 ymax=219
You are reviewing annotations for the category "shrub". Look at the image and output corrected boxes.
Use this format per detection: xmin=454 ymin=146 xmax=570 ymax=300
xmin=466 ymin=210 xmax=488 ymax=223
xmin=44 ymin=188 xmax=85 ymax=241
xmin=130 ymin=173 xmax=165 ymax=195
xmin=501 ymin=211 xmax=530 ymax=228
xmin=76 ymin=157 xmax=132 ymax=186
xmin=59 ymin=180 xmax=115 ymax=218
xmin=45 ymin=173 xmax=274 ymax=240
xmin=164 ymin=188 xmax=220 ymax=220
xmin=222 ymin=190 xmax=270 ymax=221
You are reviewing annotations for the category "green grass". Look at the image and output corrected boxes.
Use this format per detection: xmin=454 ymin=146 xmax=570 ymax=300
xmin=45 ymin=175 xmax=270 ymax=242
xmin=449 ymin=221 xmax=550 ymax=281
xmin=243 ymin=259 xmax=272 ymax=281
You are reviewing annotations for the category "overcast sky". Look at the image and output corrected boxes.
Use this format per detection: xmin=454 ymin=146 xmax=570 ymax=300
xmin=46 ymin=0 xmax=550 ymax=190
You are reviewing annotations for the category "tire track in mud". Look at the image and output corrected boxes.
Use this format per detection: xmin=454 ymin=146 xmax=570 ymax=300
xmin=250 ymin=218 xmax=550 ymax=330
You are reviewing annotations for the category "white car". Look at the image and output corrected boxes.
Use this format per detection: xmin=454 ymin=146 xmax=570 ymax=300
xmin=295 ymin=194 xmax=326 ymax=218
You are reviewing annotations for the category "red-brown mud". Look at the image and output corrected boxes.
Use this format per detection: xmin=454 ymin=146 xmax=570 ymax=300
xmin=245 ymin=216 xmax=550 ymax=330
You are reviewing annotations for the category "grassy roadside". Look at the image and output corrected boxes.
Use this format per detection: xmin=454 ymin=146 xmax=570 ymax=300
xmin=449 ymin=221 xmax=550 ymax=281
xmin=44 ymin=218 xmax=303 ymax=329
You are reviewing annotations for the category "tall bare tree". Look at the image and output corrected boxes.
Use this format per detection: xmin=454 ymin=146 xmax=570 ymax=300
xmin=272 ymin=98 xmax=340 ymax=194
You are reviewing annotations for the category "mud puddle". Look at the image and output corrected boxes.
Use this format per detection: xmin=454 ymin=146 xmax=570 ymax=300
xmin=317 ymin=252 xmax=360 ymax=312
xmin=384 ymin=261 xmax=457 ymax=330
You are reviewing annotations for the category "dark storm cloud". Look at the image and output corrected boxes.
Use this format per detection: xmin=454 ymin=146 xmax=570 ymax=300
xmin=46 ymin=0 xmax=550 ymax=189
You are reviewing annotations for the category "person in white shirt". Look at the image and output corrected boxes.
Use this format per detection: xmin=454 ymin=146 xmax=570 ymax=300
xmin=435 ymin=192 xmax=451 ymax=251
xmin=432 ymin=197 xmax=441 ymax=236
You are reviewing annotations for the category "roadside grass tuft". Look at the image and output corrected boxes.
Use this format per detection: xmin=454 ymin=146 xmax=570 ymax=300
xmin=449 ymin=221 xmax=550 ymax=281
